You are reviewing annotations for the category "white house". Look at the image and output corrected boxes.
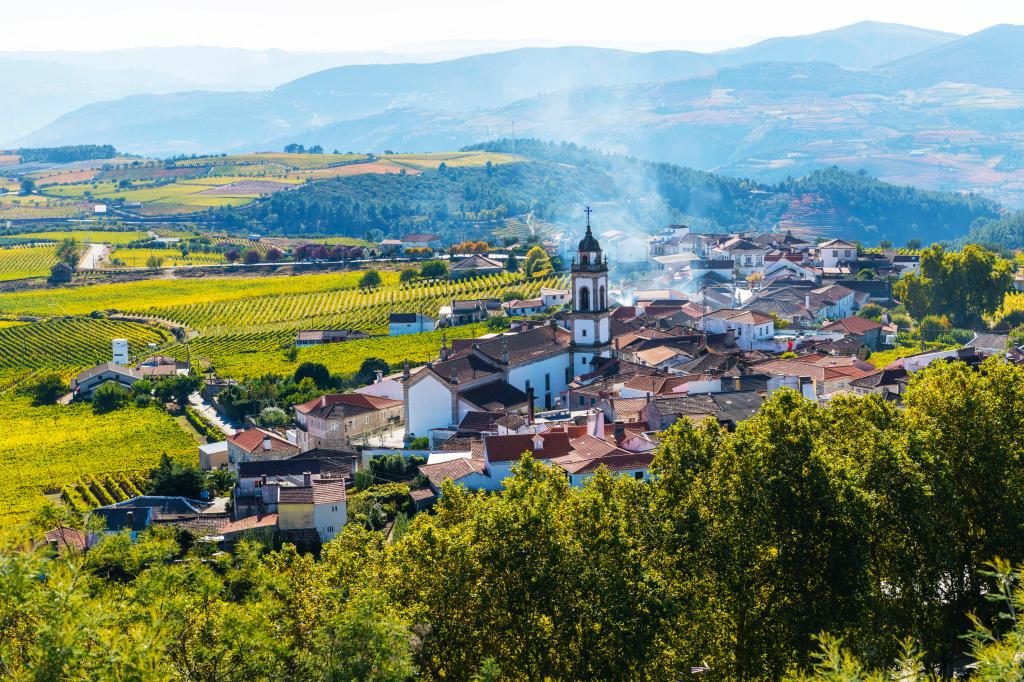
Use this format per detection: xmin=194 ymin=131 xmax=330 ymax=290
xmin=388 ymin=312 xmax=436 ymax=336
xmin=273 ymin=475 xmax=347 ymax=543
xmin=540 ymin=287 xmax=571 ymax=307
xmin=599 ymin=230 xmax=649 ymax=267
xmin=701 ymin=309 xmax=775 ymax=351
xmin=817 ymin=239 xmax=858 ymax=269
xmin=711 ymin=237 xmax=768 ymax=275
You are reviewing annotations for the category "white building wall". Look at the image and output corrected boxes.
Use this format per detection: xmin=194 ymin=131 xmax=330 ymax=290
xmin=406 ymin=374 xmax=454 ymax=438
xmin=508 ymin=352 xmax=571 ymax=410
xmin=314 ymin=501 xmax=347 ymax=542
xmin=355 ymin=378 xmax=404 ymax=401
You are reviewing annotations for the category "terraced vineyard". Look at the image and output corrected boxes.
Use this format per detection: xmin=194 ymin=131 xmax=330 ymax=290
xmin=0 ymin=317 xmax=169 ymax=371
xmin=61 ymin=472 xmax=148 ymax=513
xmin=4 ymin=229 xmax=150 ymax=244
xmin=107 ymin=247 xmax=226 ymax=268
xmin=0 ymin=245 xmax=58 ymax=280
xmin=0 ymin=395 xmax=195 ymax=525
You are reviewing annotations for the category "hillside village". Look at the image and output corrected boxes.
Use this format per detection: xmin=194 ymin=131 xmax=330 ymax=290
xmin=47 ymin=211 xmax=1016 ymax=552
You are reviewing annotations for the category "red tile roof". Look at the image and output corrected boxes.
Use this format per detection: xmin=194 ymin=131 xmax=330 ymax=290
xmin=483 ymin=431 xmax=573 ymax=463
xmin=294 ymin=392 xmax=403 ymax=417
xmin=44 ymin=527 xmax=88 ymax=552
xmin=218 ymin=513 xmax=279 ymax=535
xmin=278 ymin=479 xmax=346 ymax=505
xmin=551 ymin=435 xmax=654 ymax=474
xmin=419 ymin=457 xmax=486 ymax=488
xmin=228 ymin=428 xmax=299 ymax=454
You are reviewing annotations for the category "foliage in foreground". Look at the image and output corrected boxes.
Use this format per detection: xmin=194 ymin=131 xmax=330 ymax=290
xmin=7 ymin=359 xmax=1024 ymax=679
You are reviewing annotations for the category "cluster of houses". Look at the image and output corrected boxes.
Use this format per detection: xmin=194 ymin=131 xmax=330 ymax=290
xmin=49 ymin=220 xmax=1019 ymax=556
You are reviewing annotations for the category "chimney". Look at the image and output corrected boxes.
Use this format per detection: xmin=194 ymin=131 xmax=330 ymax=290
xmin=501 ymin=339 xmax=509 ymax=365
xmin=262 ymin=436 xmax=272 ymax=451
xmin=449 ymin=366 xmax=459 ymax=384
xmin=261 ymin=473 xmax=268 ymax=486
xmin=403 ymin=360 xmax=410 ymax=381
xmin=805 ymin=294 xmax=811 ymax=310
xmin=532 ymin=433 xmax=544 ymax=451
xmin=375 ymin=369 xmax=384 ymax=383
xmin=303 ymin=471 xmax=312 ymax=487
xmin=527 ymin=387 xmax=535 ymax=424
xmin=733 ymin=375 xmax=742 ymax=392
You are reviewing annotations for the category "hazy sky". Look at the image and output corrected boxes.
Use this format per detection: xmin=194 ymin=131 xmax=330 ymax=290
xmin=6 ymin=0 xmax=1024 ymax=52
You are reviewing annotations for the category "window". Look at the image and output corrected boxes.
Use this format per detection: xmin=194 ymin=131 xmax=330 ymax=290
xmin=582 ymin=328 xmax=587 ymax=337
xmin=845 ymin=250 xmax=852 ymax=258
xmin=545 ymin=373 xmax=551 ymax=390
xmin=331 ymin=505 xmax=338 ymax=512
xmin=599 ymin=285 xmax=606 ymax=310
xmin=579 ymin=395 xmax=585 ymax=407
xmin=635 ymin=471 xmax=644 ymax=480
xmin=832 ymin=250 xmax=839 ymax=257
xmin=579 ymin=286 xmax=590 ymax=311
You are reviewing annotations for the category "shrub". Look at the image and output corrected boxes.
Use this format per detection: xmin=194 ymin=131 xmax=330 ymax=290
xmin=30 ymin=373 xmax=66 ymax=406
xmin=359 ymin=270 xmax=382 ymax=288
xmin=92 ymin=382 xmax=130 ymax=414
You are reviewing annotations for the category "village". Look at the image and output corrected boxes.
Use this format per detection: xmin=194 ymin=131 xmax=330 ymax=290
xmin=40 ymin=209 xmax=1017 ymax=554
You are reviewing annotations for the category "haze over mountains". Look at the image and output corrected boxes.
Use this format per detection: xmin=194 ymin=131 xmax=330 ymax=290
xmin=11 ymin=21 xmax=1024 ymax=205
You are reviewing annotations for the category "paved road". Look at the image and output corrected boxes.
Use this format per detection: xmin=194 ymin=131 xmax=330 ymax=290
xmin=188 ymin=392 xmax=240 ymax=437
xmin=78 ymin=243 xmax=109 ymax=270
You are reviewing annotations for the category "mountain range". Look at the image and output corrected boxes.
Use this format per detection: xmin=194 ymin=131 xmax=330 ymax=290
xmin=12 ymin=22 xmax=1024 ymax=205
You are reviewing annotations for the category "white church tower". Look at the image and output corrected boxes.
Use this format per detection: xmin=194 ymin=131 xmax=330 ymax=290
xmin=570 ymin=207 xmax=611 ymax=376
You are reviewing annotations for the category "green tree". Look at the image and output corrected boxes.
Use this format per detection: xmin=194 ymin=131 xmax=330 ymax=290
xmin=54 ymin=237 xmax=80 ymax=267
xmin=30 ymin=373 xmax=66 ymax=405
xmin=398 ymin=268 xmax=418 ymax=283
xmin=523 ymin=245 xmax=552 ymax=277
xmin=504 ymin=251 xmax=518 ymax=273
xmin=419 ymin=260 xmax=449 ymax=279
xmin=92 ymin=382 xmax=130 ymax=413
xmin=294 ymin=362 xmax=332 ymax=389
xmin=355 ymin=358 xmax=390 ymax=385
xmin=359 ymin=270 xmax=382 ymax=288
xmin=149 ymin=453 xmax=206 ymax=498
xmin=154 ymin=373 xmax=201 ymax=407
xmin=18 ymin=178 xmax=35 ymax=195
xmin=145 ymin=254 xmax=163 ymax=268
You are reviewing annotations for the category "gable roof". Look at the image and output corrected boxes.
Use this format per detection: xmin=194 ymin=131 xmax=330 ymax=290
xmin=821 ymin=316 xmax=884 ymax=335
xmin=451 ymin=254 xmax=502 ymax=270
xmin=483 ymin=431 xmax=573 ymax=463
xmin=820 ymin=239 xmax=857 ymax=249
xmin=460 ymin=381 xmax=530 ymax=411
xmin=402 ymin=233 xmax=441 ymax=243
xmin=294 ymin=392 xmax=403 ymax=418
xmin=228 ymin=428 xmax=299 ymax=454
xmin=419 ymin=457 xmax=486 ymax=489
xmin=73 ymin=363 xmax=141 ymax=384
xmin=277 ymin=479 xmax=346 ymax=505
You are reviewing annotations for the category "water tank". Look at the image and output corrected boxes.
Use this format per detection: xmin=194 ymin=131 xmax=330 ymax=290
xmin=112 ymin=339 xmax=129 ymax=365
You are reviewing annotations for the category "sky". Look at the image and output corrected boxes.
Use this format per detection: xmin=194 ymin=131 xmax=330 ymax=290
xmin=5 ymin=0 xmax=1024 ymax=52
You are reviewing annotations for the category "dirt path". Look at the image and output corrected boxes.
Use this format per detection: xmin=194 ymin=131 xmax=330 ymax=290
xmin=77 ymin=243 xmax=109 ymax=270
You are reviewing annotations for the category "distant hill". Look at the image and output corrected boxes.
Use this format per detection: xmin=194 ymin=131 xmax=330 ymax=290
xmin=719 ymin=21 xmax=957 ymax=70
xmin=14 ymin=22 xmax=969 ymax=157
xmin=883 ymin=25 xmax=1024 ymax=90
xmin=212 ymin=139 xmax=1001 ymax=247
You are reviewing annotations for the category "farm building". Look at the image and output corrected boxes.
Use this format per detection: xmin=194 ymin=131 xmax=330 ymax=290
xmin=389 ymin=312 xmax=436 ymax=336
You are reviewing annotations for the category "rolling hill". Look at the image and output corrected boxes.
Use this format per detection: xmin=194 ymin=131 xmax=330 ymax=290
xmin=883 ymin=24 xmax=1024 ymax=90
xmin=15 ymin=22 xmax=964 ymax=157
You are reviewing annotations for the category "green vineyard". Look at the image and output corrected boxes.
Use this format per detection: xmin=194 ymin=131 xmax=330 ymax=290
xmin=61 ymin=472 xmax=148 ymax=513
xmin=0 ymin=395 xmax=196 ymax=525
xmin=0 ymin=317 xmax=170 ymax=371
xmin=141 ymin=272 xmax=569 ymax=335
xmin=0 ymin=245 xmax=58 ymax=281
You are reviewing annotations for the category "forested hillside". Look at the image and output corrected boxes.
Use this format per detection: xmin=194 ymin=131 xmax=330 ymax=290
xmin=219 ymin=140 xmax=1002 ymax=245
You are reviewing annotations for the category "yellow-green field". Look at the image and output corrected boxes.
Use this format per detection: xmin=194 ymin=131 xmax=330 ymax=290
xmin=387 ymin=151 xmax=523 ymax=169
xmin=171 ymin=152 xmax=367 ymax=170
xmin=106 ymin=247 xmax=226 ymax=268
xmin=43 ymin=175 xmax=305 ymax=209
xmin=4 ymin=230 xmax=150 ymax=244
xmin=0 ymin=245 xmax=57 ymax=280
xmin=0 ymin=395 xmax=196 ymax=525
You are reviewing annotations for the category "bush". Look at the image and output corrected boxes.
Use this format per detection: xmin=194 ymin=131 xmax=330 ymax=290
xmin=857 ymin=303 xmax=884 ymax=320
xmin=408 ymin=436 xmax=429 ymax=450
xmin=399 ymin=268 xmax=418 ymax=283
xmin=185 ymin=406 xmax=227 ymax=441
xmin=420 ymin=260 xmax=449 ymax=279
xmin=260 ymin=406 xmax=289 ymax=427
xmin=355 ymin=358 xmax=390 ymax=386
xmin=92 ymin=382 xmax=130 ymax=414
xmin=359 ymin=270 xmax=382 ymax=288
xmin=30 ymin=373 xmax=66 ymax=406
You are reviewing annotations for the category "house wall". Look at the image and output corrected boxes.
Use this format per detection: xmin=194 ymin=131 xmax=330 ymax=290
xmin=313 ymin=501 xmax=347 ymax=542
xmin=821 ymin=245 xmax=857 ymax=269
xmin=355 ymin=378 xmax=404 ymax=401
xmin=508 ymin=352 xmax=571 ymax=411
xmin=198 ymin=444 xmax=229 ymax=471
xmin=568 ymin=468 xmax=650 ymax=487
xmin=406 ymin=373 xmax=456 ymax=438
xmin=278 ymin=503 xmax=315 ymax=531
xmin=390 ymin=317 xmax=436 ymax=336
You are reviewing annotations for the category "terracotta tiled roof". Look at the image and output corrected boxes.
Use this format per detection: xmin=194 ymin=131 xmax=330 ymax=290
xmin=294 ymin=393 xmax=403 ymax=418
xmin=44 ymin=527 xmax=88 ymax=552
xmin=420 ymin=457 xmax=485 ymax=488
xmin=636 ymin=345 xmax=688 ymax=366
xmin=228 ymin=428 xmax=299 ymax=455
xmin=278 ymin=479 xmax=346 ymax=505
xmin=550 ymin=435 xmax=654 ymax=474
xmin=483 ymin=431 xmax=573 ymax=463
xmin=218 ymin=513 xmax=279 ymax=535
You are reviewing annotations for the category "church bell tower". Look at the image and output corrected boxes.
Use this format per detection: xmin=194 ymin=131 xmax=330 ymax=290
xmin=569 ymin=207 xmax=611 ymax=374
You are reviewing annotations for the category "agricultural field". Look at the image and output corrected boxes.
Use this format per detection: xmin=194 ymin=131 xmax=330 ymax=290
xmin=3 ymin=229 xmax=150 ymax=244
xmin=0 ymin=193 xmax=86 ymax=219
xmin=0 ymin=245 xmax=57 ymax=280
xmin=0 ymin=395 xmax=195 ymax=525
xmin=0 ymin=317 xmax=169 ymax=372
xmin=171 ymin=152 xmax=367 ymax=170
xmin=386 ymin=151 xmax=523 ymax=170
xmin=42 ymin=175 xmax=304 ymax=209
xmin=106 ymin=247 xmax=226 ymax=268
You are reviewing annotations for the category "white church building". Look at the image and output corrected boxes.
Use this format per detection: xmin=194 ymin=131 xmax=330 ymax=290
xmin=404 ymin=212 xmax=613 ymax=443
